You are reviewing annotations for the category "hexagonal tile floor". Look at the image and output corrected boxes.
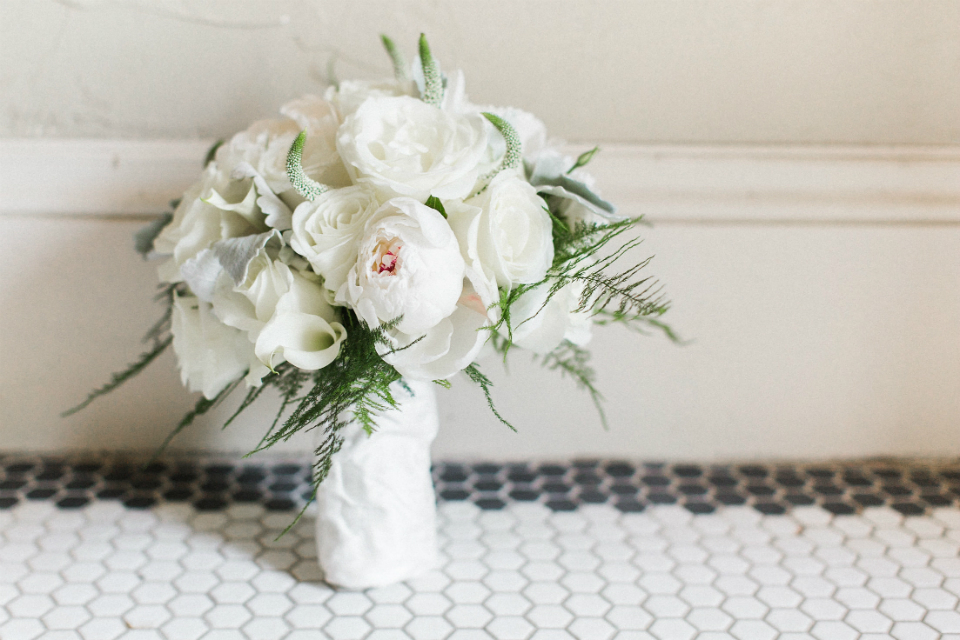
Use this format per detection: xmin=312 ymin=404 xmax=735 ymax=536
xmin=1 ymin=456 xmax=959 ymax=640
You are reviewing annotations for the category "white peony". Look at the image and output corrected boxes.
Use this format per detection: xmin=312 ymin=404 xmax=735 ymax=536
xmin=289 ymin=185 xmax=381 ymax=295
xmin=337 ymin=197 xmax=465 ymax=336
xmin=171 ymin=293 xmax=265 ymax=399
xmin=337 ymin=96 xmax=488 ymax=202
xmin=468 ymin=171 xmax=554 ymax=288
xmin=510 ymin=282 xmax=594 ymax=354
xmin=382 ymin=200 xmax=500 ymax=381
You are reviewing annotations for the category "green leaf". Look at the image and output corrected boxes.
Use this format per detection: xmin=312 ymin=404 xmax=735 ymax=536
xmin=134 ymin=212 xmax=172 ymax=256
xmin=204 ymin=139 xmax=224 ymax=167
xmin=424 ymin=195 xmax=447 ymax=218
xmin=463 ymin=364 xmax=516 ymax=432
xmin=61 ymin=335 xmax=173 ymax=417
xmin=568 ymin=146 xmax=599 ymax=173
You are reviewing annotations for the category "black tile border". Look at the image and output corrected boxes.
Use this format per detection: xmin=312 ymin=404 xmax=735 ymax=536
xmin=0 ymin=454 xmax=958 ymax=517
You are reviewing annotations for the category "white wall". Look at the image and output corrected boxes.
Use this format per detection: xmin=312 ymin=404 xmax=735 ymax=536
xmin=2 ymin=1 xmax=959 ymax=461
xmin=2 ymin=143 xmax=958 ymax=461
xmin=2 ymin=0 xmax=959 ymax=144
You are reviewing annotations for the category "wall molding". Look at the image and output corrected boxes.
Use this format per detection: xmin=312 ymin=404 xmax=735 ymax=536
xmin=2 ymin=139 xmax=958 ymax=223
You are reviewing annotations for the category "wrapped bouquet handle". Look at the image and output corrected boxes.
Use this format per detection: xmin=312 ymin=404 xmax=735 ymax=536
xmin=314 ymin=380 xmax=439 ymax=589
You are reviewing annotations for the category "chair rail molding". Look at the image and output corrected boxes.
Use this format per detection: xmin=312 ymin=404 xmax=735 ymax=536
xmin=2 ymin=140 xmax=959 ymax=223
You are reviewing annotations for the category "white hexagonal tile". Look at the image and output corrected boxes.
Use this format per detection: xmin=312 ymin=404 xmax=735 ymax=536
xmin=79 ymin=617 xmax=129 ymax=640
xmin=405 ymin=615 xmax=453 ymax=640
xmin=810 ymin=620 xmax=858 ymax=640
xmin=486 ymin=593 xmax=532 ymax=616
xmin=926 ymin=611 xmax=960 ymax=634
xmin=879 ymin=597 xmax=926 ymax=621
xmin=123 ymin=604 xmax=171 ymax=630
xmin=720 ymin=596 xmax=768 ymax=620
xmin=647 ymin=618 xmax=695 ymax=640
xmin=765 ymin=608 xmax=813 ymax=633
xmin=0 ymin=618 xmax=46 ymax=640
xmin=152 ymin=614 xmax=207 ymax=640
xmin=445 ymin=581 xmax=491 ymax=605
xmin=324 ymin=616 xmax=372 ymax=640
xmin=42 ymin=606 xmax=91 ymax=631
xmin=837 ymin=585 xmax=884 ymax=613
xmin=204 ymin=603 xmax=252 ymax=628
xmin=131 ymin=582 xmax=177 ymax=605
xmin=483 ymin=570 xmax=529 ymax=592
xmin=445 ymin=604 xmax=492 ymax=628
xmin=890 ymin=621 xmax=941 ymax=640
xmin=487 ymin=616 xmax=535 ymax=640
xmin=604 ymin=605 xmax=653 ymax=630
xmin=247 ymin=592 xmax=294 ymax=617
xmin=365 ymin=604 xmax=413 ymax=628
xmin=242 ymin=617 xmax=290 ymax=640
xmin=845 ymin=609 xmax=893 ymax=633
xmin=642 ymin=594 xmax=690 ymax=618
xmin=729 ymin=619 xmax=777 ymax=640
xmin=6 ymin=594 xmax=55 ymax=618
xmin=284 ymin=603 xmax=333 ymax=627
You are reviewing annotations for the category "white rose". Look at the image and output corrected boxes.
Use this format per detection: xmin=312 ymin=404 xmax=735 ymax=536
xmin=510 ymin=282 xmax=593 ymax=354
xmin=382 ymin=200 xmax=500 ymax=380
xmin=289 ymin=185 xmax=380 ymax=295
xmin=154 ymin=165 xmax=267 ymax=283
xmin=171 ymin=293 xmax=266 ymax=399
xmin=482 ymin=106 xmax=548 ymax=162
xmin=279 ymin=95 xmax=352 ymax=190
xmin=337 ymin=197 xmax=465 ymax=336
xmin=337 ymin=96 xmax=488 ymax=202
xmin=211 ymin=257 xmax=346 ymax=372
xmin=468 ymin=172 xmax=554 ymax=288
xmin=325 ymin=79 xmax=415 ymax=120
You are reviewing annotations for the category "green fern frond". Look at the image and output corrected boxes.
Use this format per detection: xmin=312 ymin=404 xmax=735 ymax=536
xmin=463 ymin=363 xmax=516 ymax=432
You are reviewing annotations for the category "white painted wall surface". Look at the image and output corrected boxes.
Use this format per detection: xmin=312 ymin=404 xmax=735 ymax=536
xmin=2 ymin=143 xmax=958 ymax=461
xmin=2 ymin=0 xmax=959 ymax=144
xmin=2 ymin=1 xmax=959 ymax=460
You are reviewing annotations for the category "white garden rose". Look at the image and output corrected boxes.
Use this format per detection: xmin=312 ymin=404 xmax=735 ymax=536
xmin=217 ymin=95 xmax=348 ymax=198
xmin=325 ymin=79 xmax=416 ymax=120
xmin=510 ymin=282 xmax=593 ymax=354
xmin=467 ymin=171 xmax=554 ymax=288
xmin=337 ymin=197 xmax=465 ymax=336
xmin=289 ymin=185 xmax=381 ymax=295
xmin=337 ymin=96 xmax=488 ymax=202
xmin=381 ymin=200 xmax=500 ymax=380
xmin=171 ymin=293 xmax=266 ymax=399
xmin=483 ymin=106 xmax=548 ymax=162
xmin=154 ymin=165 xmax=267 ymax=283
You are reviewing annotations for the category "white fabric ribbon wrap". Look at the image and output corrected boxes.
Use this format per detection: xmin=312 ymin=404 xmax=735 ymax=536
xmin=314 ymin=379 xmax=439 ymax=589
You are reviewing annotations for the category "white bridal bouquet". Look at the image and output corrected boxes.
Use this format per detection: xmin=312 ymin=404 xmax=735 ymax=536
xmin=69 ymin=35 xmax=670 ymax=548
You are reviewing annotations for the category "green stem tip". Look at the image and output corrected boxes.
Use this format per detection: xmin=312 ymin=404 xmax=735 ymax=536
xmin=481 ymin=112 xmax=522 ymax=180
xmin=380 ymin=34 xmax=410 ymax=82
xmin=418 ymin=33 xmax=443 ymax=107
xmin=286 ymin=131 xmax=329 ymax=201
